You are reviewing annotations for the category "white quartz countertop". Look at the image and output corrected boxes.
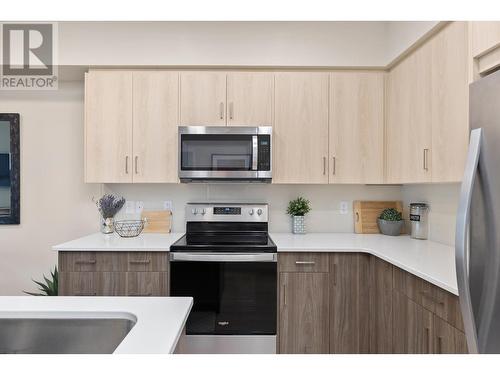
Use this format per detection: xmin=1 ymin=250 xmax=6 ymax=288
xmin=271 ymin=233 xmax=458 ymax=295
xmin=53 ymin=232 xmax=184 ymax=252
xmin=53 ymin=232 xmax=458 ymax=295
xmin=0 ymin=296 xmax=192 ymax=354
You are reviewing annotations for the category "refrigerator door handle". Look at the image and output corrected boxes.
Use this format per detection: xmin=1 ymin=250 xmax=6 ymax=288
xmin=456 ymin=127 xmax=482 ymax=354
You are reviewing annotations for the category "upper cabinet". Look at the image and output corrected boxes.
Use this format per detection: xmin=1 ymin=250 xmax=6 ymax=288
xmin=85 ymin=71 xmax=133 ymax=183
xmin=180 ymin=72 xmax=273 ymax=126
xmin=470 ymin=22 xmax=500 ymax=78
xmin=85 ymin=71 xmax=179 ymax=183
xmin=274 ymin=72 xmax=329 ymax=184
xmin=329 ymin=72 xmax=385 ymax=184
xmin=226 ymin=72 xmax=274 ymax=126
xmin=132 ymin=72 xmax=179 ymax=183
xmin=180 ymin=72 xmax=226 ymax=126
xmin=386 ymin=22 xmax=468 ymax=183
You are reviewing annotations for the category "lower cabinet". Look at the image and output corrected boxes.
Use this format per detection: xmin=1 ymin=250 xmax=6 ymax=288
xmin=58 ymin=251 xmax=169 ymax=296
xmin=279 ymin=272 xmax=330 ymax=354
xmin=277 ymin=252 xmax=467 ymax=354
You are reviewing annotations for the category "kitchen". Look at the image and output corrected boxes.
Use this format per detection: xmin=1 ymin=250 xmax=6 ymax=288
xmin=0 ymin=4 xmax=499 ymax=371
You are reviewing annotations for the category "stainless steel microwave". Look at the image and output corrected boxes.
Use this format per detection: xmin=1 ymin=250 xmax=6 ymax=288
xmin=178 ymin=126 xmax=272 ymax=182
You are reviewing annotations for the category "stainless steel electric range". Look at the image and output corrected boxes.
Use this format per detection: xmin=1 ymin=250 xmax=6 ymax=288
xmin=169 ymin=203 xmax=277 ymax=354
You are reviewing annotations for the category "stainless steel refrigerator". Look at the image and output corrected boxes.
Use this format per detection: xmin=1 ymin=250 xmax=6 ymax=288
xmin=456 ymin=68 xmax=500 ymax=354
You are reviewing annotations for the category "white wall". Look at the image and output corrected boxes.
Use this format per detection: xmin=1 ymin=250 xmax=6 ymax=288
xmin=55 ymin=21 xmax=438 ymax=68
xmin=0 ymin=82 xmax=100 ymax=295
xmin=401 ymin=184 xmax=460 ymax=246
xmin=106 ymin=184 xmax=402 ymax=233
xmin=385 ymin=21 xmax=440 ymax=63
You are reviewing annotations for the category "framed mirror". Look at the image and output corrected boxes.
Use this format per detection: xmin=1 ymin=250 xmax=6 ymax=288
xmin=0 ymin=114 xmax=20 ymax=224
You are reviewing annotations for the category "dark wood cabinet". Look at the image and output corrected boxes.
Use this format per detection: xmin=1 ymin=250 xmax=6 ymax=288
xmin=369 ymin=256 xmax=394 ymax=353
xmin=58 ymin=251 xmax=169 ymax=297
xmin=434 ymin=315 xmax=468 ymax=354
xmin=279 ymin=271 xmax=330 ymax=354
xmin=329 ymin=253 xmax=370 ymax=353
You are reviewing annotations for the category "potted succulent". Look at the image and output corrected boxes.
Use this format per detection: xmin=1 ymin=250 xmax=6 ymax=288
xmin=287 ymin=197 xmax=311 ymax=234
xmin=24 ymin=266 xmax=58 ymax=296
xmin=377 ymin=208 xmax=404 ymax=236
xmin=96 ymin=194 xmax=125 ymax=234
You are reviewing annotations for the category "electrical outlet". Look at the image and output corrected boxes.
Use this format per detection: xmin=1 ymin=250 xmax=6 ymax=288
xmin=125 ymin=201 xmax=135 ymax=214
xmin=135 ymin=201 xmax=144 ymax=213
xmin=163 ymin=200 xmax=173 ymax=210
xmin=340 ymin=201 xmax=349 ymax=215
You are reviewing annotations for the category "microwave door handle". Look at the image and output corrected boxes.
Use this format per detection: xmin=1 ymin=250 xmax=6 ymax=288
xmin=252 ymin=135 xmax=258 ymax=171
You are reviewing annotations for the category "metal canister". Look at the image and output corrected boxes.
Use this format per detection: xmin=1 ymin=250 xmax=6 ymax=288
xmin=409 ymin=203 xmax=429 ymax=240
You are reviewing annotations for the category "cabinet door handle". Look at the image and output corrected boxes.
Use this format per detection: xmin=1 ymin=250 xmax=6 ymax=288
xmin=332 ymin=156 xmax=336 ymax=175
xmin=295 ymin=261 xmax=316 ymax=265
xmin=75 ymin=260 xmax=96 ymax=265
xmin=437 ymin=336 xmax=443 ymax=354
xmin=129 ymin=292 xmax=152 ymax=296
xmin=129 ymin=260 xmax=151 ymax=265
xmin=333 ymin=263 xmax=338 ymax=286
xmin=419 ymin=291 xmax=445 ymax=306
xmin=283 ymin=284 xmax=287 ymax=306
xmin=219 ymin=102 xmax=224 ymax=120
xmin=229 ymin=102 xmax=234 ymax=120
xmin=424 ymin=327 xmax=430 ymax=353
xmin=125 ymin=156 xmax=129 ymax=174
xmin=134 ymin=156 xmax=138 ymax=174
xmin=423 ymin=149 xmax=429 ymax=171
xmin=323 ymin=157 xmax=326 ymax=175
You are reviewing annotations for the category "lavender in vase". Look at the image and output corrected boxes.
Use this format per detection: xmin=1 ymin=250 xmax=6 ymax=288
xmin=96 ymin=194 xmax=125 ymax=234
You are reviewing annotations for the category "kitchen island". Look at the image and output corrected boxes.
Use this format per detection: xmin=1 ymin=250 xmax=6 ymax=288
xmin=0 ymin=296 xmax=192 ymax=354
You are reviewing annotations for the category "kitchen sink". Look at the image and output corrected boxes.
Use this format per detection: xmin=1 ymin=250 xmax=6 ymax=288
xmin=0 ymin=316 xmax=135 ymax=354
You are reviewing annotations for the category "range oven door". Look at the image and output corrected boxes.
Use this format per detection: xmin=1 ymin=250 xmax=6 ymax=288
xmin=170 ymin=253 xmax=277 ymax=336
xmin=178 ymin=126 xmax=272 ymax=182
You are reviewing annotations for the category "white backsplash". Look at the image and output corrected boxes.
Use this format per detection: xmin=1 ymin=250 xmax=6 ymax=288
xmin=401 ymin=183 xmax=460 ymax=246
xmin=105 ymin=184 xmax=403 ymax=233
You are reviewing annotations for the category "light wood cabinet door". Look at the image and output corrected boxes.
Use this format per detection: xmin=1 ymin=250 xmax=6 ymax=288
xmin=133 ymin=72 xmax=179 ymax=183
xmin=227 ymin=72 xmax=273 ymax=126
xmin=430 ymin=22 xmax=469 ymax=182
xmin=329 ymin=72 xmax=384 ymax=184
xmin=180 ymin=72 xmax=226 ymax=126
xmin=279 ymin=272 xmax=329 ymax=353
xmin=471 ymin=21 xmax=500 ymax=58
xmin=85 ymin=71 xmax=133 ymax=183
xmin=274 ymin=73 xmax=329 ymax=183
xmin=329 ymin=254 xmax=370 ymax=353
xmin=392 ymin=290 xmax=434 ymax=353
xmin=386 ymin=43 xmax=432 ymax=183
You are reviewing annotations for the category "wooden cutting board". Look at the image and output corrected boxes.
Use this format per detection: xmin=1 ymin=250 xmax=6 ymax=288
xmin=353 ymin=201 xmax=404 ymax=234
xmin=141 ymin=210 xmax=172 ymax=233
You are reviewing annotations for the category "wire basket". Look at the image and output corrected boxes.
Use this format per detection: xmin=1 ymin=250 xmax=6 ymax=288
xmin=114 ymin=220 xmax=144 ymax=238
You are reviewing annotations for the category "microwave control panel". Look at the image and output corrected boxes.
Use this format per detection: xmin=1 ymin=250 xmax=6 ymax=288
xmin=257 ymin=135 xmax=271 ymax=171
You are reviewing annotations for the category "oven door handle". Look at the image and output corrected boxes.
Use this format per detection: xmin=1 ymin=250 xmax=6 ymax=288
xmin=170 ymin=252 xmax=277 ymax=262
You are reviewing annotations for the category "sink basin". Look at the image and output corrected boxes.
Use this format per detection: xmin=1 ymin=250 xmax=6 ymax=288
xmin=0 ymin=315 xmax=135 ymax=354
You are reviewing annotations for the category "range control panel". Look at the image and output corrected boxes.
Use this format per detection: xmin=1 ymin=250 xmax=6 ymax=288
xmin=186 ymin=203 xmax=269 ymax=222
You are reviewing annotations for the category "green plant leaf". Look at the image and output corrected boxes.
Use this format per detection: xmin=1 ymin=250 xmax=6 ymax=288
xmin=24 ymin=266 xmax=59 ymax=296
xmin=286 ymin=196 xmax=311 ymax=216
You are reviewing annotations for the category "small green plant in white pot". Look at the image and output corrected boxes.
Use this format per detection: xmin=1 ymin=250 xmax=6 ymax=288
xmin=377 ymin=208 xmax=404 ymax=236
xmin=287 ymin=197 xmax=311 ymax=234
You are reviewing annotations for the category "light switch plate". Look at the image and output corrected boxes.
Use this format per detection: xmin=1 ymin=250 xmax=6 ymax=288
xmin=340 ymin=201 xmax=349 ymax=214
xmin=125 ymin=201 xmax=135 ymax=214
xmin=135 ymin=201 xmax=144 ymax=213
xmin=163 ymin=200 xmax=173 ymax=210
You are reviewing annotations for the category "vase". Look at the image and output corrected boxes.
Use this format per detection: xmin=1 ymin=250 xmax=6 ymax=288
xmin=377 ymin=219 xmax=404 ymax=236
xmin=101 ymin=217 xmax=115 ymax=234
xmin=292 ymin=215 xmax=306 ymax=234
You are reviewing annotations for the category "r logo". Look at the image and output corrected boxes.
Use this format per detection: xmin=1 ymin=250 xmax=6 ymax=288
xmin=2 ymin=23 xmax=53 ymax=76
